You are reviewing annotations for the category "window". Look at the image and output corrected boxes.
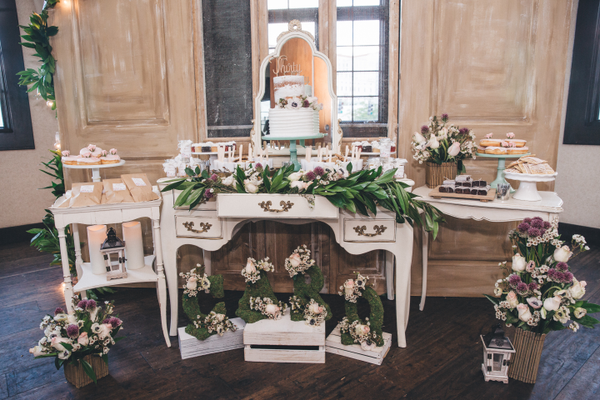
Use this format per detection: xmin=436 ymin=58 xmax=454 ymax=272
xmin=267 ymin=0 xmax=319 ymax=52
xmin=0 ymin=0 xmax=35 ymax=150
xmin=563 ymin=0 xmax=600 ymax=145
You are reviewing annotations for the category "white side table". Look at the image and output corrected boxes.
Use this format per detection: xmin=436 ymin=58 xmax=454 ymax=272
xmin=50 ymin=195 xmax=171 ymax=347
xmin=412 ymin=186 xmax=564 ymax=311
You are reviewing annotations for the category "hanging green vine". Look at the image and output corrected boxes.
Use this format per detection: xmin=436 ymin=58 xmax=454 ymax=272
xmin=17 ymin=1 xmax=60 ymax=109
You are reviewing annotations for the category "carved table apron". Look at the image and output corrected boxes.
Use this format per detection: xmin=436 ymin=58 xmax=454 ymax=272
xmin=159 ymin=187 xmax=415 ymax=348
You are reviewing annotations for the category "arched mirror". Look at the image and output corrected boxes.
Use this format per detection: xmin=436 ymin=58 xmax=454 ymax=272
xmin=251 ymin=20 xmax=341 ymax=155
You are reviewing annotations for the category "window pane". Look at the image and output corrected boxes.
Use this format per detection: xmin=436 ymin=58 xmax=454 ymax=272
xmin=353 ymin=46 xmax=379 ymax=70
xmin=337 ymin=47 xmax=353 ymax=71
xmin=337 ymin=72 xmax=353 ymax=96
xmin=354 ymin=0 xmax=382 ymax=6
xmin=337 ymin=21 xmax=353 ymax=46
xmin=338 ymin=97 xmax=353 ymax=122
xmin=289 ymin=0 xmax=318 ymax=8
xmin=353 ymin=97 xmax=379 ymax=122
xmin=0 ymin=105 xmax=4 ymax=128
xmin=269 ymin=21 xmax=316 ymax=50
xmin=354 ymin=20 xmax=380 ymax=46
xmin=354 ymin=72 xmax=379 ymax=96
xmin=267 ymin=0 xmax=288 ymax=10
xmin=337 ymin=0 xmax=353 ymax=7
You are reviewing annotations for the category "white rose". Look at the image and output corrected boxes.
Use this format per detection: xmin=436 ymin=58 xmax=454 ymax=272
xmin=447 ymin=141 xmax=461 ymax=157
xmin=288 ymin=171 xmax=303 ymax=182
xmin=222 ymin=175 xmax=235 ymax=186
xmin=288 ymin=253 xmax=302 ymax=268
xmin=344 ymin=279 xmax=355 ymax=296
xmin=308 ymin=302 xmax=323 ymax=314
xmin=413 ymin=132 xmax=427 ymax=144
xmin=290 ymin=180 xmax=307 ymax=191
xmin=543 ymin=296 xmax=562 ymax=312
xmin=512 ymin=254 xmax=527 ymax=272
xmin=244 ymin=180 xmax=259 ymax=193
xmin=265 ymin=304 xmax=280 ymax=315
xmin=506 ymin=291 xmax=519 ymax=309
xmin=355 ymin=324 xmax=370 ymax=336
xmin=245 ymin=259 xmax=256 ymax=274
xmin=186 ymin=276 xmax=198 ymax=291
xmin=427 ymin=135 xmax=439 ymax=149
xmin=29 ymin=345 xmax=45 ymax=357
xmin=517 ymin=303 xmax=532 ymax=322
xmin=216 ymin=313 xmax=226 ymax=322
xmin=569 ymin=279 xmax=586 ymax=300
xmin=554 ymin=245 xmax=573 ymax=263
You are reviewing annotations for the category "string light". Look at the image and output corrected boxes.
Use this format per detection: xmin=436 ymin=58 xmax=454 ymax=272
xmin=46 ymin=100 xmax=54 ymax=108
xmin=54 ymin=132 xmax=61 ymax=150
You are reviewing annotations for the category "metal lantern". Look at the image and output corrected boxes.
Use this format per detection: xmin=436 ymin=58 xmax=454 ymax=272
xmin=100 ymin=228 xmax=128 ymax=281
xmin=480 ymin=324 xmax=515 ymax=384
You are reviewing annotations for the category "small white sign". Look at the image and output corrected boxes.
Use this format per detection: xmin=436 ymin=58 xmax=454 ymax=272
xmin=132 ymin=178 xmax=146 ymax=187
xmin=113 ymin=183 xmax=127 ymax=191
xmin=80 ymin=185 xmax=95 ymax=193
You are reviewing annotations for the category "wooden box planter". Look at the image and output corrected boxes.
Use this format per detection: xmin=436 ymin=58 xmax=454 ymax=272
xmin=425 ymin=162 xmax=457 ymax=188
xmin=64 ymin=355 xmax=109 ymax=388
xmin=326 ymin=327 xmax=392 ymax=365
xmin=508 ymin=329 xmax=546 ymax=384
xmin=178 ymin=318 xmax=246 ymax=360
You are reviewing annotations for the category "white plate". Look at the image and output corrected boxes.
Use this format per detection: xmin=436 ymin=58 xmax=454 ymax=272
xmin=504 ymin=171 xmax=557 ymax=182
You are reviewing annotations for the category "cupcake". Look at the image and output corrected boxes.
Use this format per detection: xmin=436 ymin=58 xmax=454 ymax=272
xmin=61 ymin=150 xmax=79 ymax=165
xmin=101 ymin=148 xmax=121 ymax=164
xmin=77 ymin=151 xmax=101 ymax=165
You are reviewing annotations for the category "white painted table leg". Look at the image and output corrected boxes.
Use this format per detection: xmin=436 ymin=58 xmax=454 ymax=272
xmin=385 ymin=251 xmax=395 ymax=300
xmin=395 ymin=225 xmax=414 ymax=348
xmin=165 ymin=246 xmax=179 ymax=337
xmin=153 ymin=219 xmax=171 ymax=347
xmin=203 ymin=249 xmax=212 ymax=275
xmin=71 ymin=224 xmax=83 ymax=279
xmin=419 ymin=225 xmax=429 ymax=311
xmin=58 ymin=230 xmax=75 ymax=312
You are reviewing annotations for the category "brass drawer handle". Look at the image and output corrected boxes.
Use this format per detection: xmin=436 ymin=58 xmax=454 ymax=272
xmin=258 ymin=200 xmax=294 ymax=213
xmin=353 ymin=225 xmax=387 ymax=237
xmin=183 ymin=221 xmax=212 ymax=233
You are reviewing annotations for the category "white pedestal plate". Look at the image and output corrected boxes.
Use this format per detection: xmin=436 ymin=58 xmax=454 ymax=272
xmin=503 ymin=171 xmax=558 ymax=202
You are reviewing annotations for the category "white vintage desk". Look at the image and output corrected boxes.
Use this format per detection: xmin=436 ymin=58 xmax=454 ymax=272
xmin=51 ymin=196 xmax=171 ymax=347
xmin=412 ymin=186 xmax=564 ymax=311
xmin=158 ymin=179 xmax=416 ymax=348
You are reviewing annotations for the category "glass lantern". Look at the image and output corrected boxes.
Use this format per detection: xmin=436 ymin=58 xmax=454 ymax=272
xmin=100 ymin=228 xmax=128 ymax=281
xmin=480 ymin=325 xmax=515 ymax=384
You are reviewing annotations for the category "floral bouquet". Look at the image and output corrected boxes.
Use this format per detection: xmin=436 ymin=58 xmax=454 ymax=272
xmin=276 ymin=95 xmax=323 ymax=111
xmin=29 ymin=299 xmax=123 ymax=383
xmin=179 ymin=266 xmax=211 ymax=297
xmin=411 ymin=114 xmax=476 ymax=173
xmin=485 ymin=217 xmax=598 ymax=334
xmin=241 ymin=257 xmax=275 ymax=284
xmin=249 ymin=296 xmax=288 ymax=320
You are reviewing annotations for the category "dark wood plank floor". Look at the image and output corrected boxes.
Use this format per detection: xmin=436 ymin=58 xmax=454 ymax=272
xmin=1 ymin=237 xmax=598 ymax=400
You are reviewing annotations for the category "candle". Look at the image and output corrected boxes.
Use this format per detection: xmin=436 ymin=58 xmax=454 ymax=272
xmin=239 ymin=144 xmax=243 ymax=162
xmin=123 ymin=221 xmax=144 ymax=270
xmin=306 ymin=146 xmax=312 ymax=162
xmin=318 ymin=147 xmax=323 ymax=163
xmin=345 ymin=145 xmax=349 ymax=160
xmin=328 ymin=149 xmax=333 ymax=163
xmin=87 ymin=225 xmax=107 ymax=275
xmin=248 ymin=144 xmax=252 ymax=161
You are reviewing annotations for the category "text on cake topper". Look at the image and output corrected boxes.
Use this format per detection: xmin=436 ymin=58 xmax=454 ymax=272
xmin=272 ymin=56 xmax=302 ymax=76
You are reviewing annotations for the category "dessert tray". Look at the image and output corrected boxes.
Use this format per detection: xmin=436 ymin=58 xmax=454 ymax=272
xmin=63 ymin=160 xmax=126 ymax=183
xmin=503 ymin=171 xmax=557 ymax=202
xmin=429 ymin=186 xmax=496 ymax=202
xmin=475 ymin=152 xmax=531 ymax=189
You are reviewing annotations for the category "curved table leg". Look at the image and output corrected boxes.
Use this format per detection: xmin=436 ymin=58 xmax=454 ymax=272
xmin=164 ymin=244 xmax=180 ymax=337
xmin=153 ymin=219 xmax=171 ymax=347
xmin=394 ymin=224 xmax=414 ymax=348
xmin=386 ymin=251 xmax=395 ymax=300
xmin=420 ymin=225 xmax=429 ymax=311
xmin=58 ymin=230 xmax=75 ymax=312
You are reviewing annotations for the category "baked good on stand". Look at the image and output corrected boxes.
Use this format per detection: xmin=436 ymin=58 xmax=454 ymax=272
xmin=505 ymin=156 xmax=555 ymax=174
xmin=61 ymin=150 xmax=79 ymax=165
xmin=77 ymin=152 xmax=101 ymax=165
xmin=80 ymin=144 xmax=103 ymax=158
xmin=101 ymin=148 xmax=121 ymax=164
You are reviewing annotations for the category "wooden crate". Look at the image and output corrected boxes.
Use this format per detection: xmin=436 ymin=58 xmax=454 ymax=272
xmin=64 ymin=355 xmax=109 ymax=388
xmin=243 ymin=313 xmax=325 ymax=363
xmin=325 ymin=326 xmax=392 ymax=365
xmin=178 ymin=317 xmax=246 ymax=360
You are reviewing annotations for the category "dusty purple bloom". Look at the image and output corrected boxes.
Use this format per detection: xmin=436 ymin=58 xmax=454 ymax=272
xmin=204 ymin=188 xmax=214 ymax=199
xmin=313 ymin=167 xmax=325 ymax=176
xmin=305 ymin=171 xmax=316 ymax=181
xmin=210 ymin=174 xmax=218 ymax=182
xmin=421 ymin=125 xmax=429 ymax=134
xmin=556 ymin=262 xmax=569 ymax=272
xmin=532 ymin=217 xmax=543 ymax=223
xmin=77 ymin=300 xmax=88 ymax=309
xmin=86 ymin=299 xmax=97 ymax=310
xmin=562 ymin=272 xmax=573 ymax=283
xmin=543 ymin=221 xmax=551 ymax=229
xmin=54 ymin=307 xmax=64 ymax=316
xmin=66 ymin=324 xmax=79 ymax=338
xmin=441 ymin=113 xmax=449 ymax=121
xmin=539 ymin=228 xmax=547 ymax=236
xmin=523 ymin=218 xmax=532 ymax=224
xmin=108 ymin=317 xmax=122 ymax=328
xmin=518 ymin=222 xmax=530 ymax=233
xmin=516 ymin=282 xmax=529 ymax=295
xmin=508 ymin=274 xmax=521 ymax=287
xmin=459 ymin=128 xmax=469 ymax=135
xmin=254 ymin=163 xmax=263 ymax=170
xmin=528 ymin=282 xmax=539 ymax=292
xmin=530 ymin=219 xmax=544 ymax=229
xmin=547 ymin=269 xmax=558 ymax=281
xmin=303 ymin=99 xmax=310 ymax=107
xmin=527 ymin=227 xmax=541 ymax=237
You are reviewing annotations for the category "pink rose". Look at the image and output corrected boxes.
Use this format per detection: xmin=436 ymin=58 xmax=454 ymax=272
xmin=507 ymin=291 xmax=519 ymax=309
xmin=485 ymin=133 xmax=493 ymax=139
xmin=78 ymin=332 xmax=89 ymax=346
xmin=81 ymin=151 xmax=92 ymax=158
xmin=100 ymin=149 xmax=108 ymax=156
xmin=62 ymin=150 xmax=70 ymax=157
xmin=506 ymin=132 xmax=515 ymax=139
xmin=288 ymin=253 xmax=302 ymax=268
xmin=109 ymin=148 xmax=118 ymax=155
xmin=517 ymin=303 xmax=532 ymax=322
xmin=447 ymin=141 xmax=461 ymax=157
xmin=501 ymin=141 xmax=509 ymax=148
xmin=344 ymin=279 xmax=355 ymax=296
xmin=309 ymin=302 xmax=323 ymax=314
xmin=87 ymin=144 xmax=96 ymax=151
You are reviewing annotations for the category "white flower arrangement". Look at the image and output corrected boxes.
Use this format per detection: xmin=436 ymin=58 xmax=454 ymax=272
xmin=241 ymin=257 xmax=274 ymax=284
xmin=197 ymin=311 xmax=237 ymax=337
xmin=337 ymin=316 xmax=379 ymax=351
xmin=179 ymin=265 xmax=211 ymax=297
xmin=276 ymin=95 xmax=323 ymax=111
xmin=249 ymin=296 xmax=287 ymax=320
xmin=284 ymin=245 xmax=315 ymax=277
xmin=303 ymin=298 xmax=327 ymax=327
xmin=338 ymin=273 xmax=368 ymax=303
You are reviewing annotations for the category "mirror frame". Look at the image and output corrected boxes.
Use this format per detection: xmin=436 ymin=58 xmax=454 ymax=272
xmin=251 ymin=20 xmax=341 ymax=152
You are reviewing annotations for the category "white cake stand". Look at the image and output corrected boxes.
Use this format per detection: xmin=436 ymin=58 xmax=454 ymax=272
xmin=503 ymin=171 xmax=557 ymax=202
xmin=63 ymin=160 xmax=126 ymax=182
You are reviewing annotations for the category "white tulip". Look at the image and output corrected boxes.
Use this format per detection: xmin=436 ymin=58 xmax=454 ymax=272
xmin=554 ymin=245 xmax=573 ymax=263
xmin=427 ymin=135 xmax=440 ymax=149
xmin=512 ymin=254 xmax=527 ymax=272
xmin=245 ymin=259 xmax=256 ymax=274
xmin=288 ymin=171 xmax=304 ymax=182
xmin=244 ymin=180 xmax=259 ymax=193
xmin=447 ymin=141 xmax=461 ymax=157
xmin=517 ymin=303 xmax=532 ymax=322
xmin=413 ymin=132 xmax=427 ymax=144
xmin=222 ymin=175 xmax=235 ymax=186
xmin=290 ymin=180 xmax=307 ymax=191
xmin=29 ymin=345 xmax=45 ymax=357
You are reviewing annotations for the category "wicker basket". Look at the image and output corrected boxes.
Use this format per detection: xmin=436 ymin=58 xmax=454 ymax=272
xmin=425 ymin=162 xmax=457 ymax=188
xmin=508 ymin=329 xmax=546 ymax=384
xmin=64 ymin=355 xmax=109 ymax=388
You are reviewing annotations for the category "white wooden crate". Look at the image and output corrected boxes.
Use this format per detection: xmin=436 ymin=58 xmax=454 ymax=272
xmin=178 ymin=317 xmax=246 ymax=360
xmin=243 ymin=313 xmax=325 ymax=363
xmin=325 ymin=326 xmax=392 ymax=365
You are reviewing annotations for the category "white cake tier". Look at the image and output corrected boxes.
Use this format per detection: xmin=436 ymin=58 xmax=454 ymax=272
xmin=273 ymin=75 xmax=305 ymax=102
xmin=268 ymin=108 xmax=320 ymax=138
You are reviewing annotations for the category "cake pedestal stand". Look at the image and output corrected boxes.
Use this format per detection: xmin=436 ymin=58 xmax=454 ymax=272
xmin=503 ymin=171 xmax=558 ymax=202
xmin=262 ymin=134 xmax=325 ymax=171
xmin=63 ymin=160 xmax=126 ymax=182
xmin=475 ymin=152 xmax=531 ymax=190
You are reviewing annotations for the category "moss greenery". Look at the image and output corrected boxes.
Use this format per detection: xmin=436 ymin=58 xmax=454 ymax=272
xmin=236 ymin=270 xmax=279 ymax=324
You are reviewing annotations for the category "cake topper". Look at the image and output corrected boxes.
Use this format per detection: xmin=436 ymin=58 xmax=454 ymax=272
xmin=272 ymin=55 xmax=302 ymax=77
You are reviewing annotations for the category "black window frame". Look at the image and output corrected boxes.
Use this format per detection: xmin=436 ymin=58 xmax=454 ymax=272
xmin=268 ymin=4 xmax=319 ymax=51
xmin=0 ymin=0 xmax=35 ymax=150
xmin=563 ymin=0 xmax=600 ymax=145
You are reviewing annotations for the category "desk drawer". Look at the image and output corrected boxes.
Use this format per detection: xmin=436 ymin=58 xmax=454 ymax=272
xmin=175 ymin=214 xmax=222 ymax=239
xmin=217 ymin=194 xmax=339 ymax=219
xmin=343 ymin=218 xmax=396 ymax=242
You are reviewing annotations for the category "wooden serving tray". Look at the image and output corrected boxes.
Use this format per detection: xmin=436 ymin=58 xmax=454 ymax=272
xmin=429 ymin=186 xmax=496 ymax=202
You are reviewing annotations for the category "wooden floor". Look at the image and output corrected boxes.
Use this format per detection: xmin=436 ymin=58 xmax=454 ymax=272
xmin=1 ymin=239 xmax=599 ymax=400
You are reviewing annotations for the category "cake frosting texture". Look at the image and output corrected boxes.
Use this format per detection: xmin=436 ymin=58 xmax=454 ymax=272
xmin=268 ymin=108 xmax=319 ymax=138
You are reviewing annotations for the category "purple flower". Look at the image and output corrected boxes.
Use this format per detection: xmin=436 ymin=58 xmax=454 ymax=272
xmin=66 ymin=324 xmax=79 ymax=338
xmin=543 ymin=221 xmax=551 ymax=229
xmin=210 ymin=174 xmax=218 ymax=182
xmin=204 ymin=188 xmax=214 ymax=199
xmin=314 ymin=167 xmax=324 ymax=176
xmin=547 ymin=269 xmax=558 ymax=281
xmin=459 ymin=128 xmax=469 ymax=135
xmin=518 ymin=223 xmax=530 ymax=233
xmin=556 ymin=262 xmax=569 ymax=272
xmin=532 ymin=217 xmax=543 ymax=223
xmin=527 ymin=227 xmax=541 ymax=237
xmin=290 ymin=100 xmax=300 ymax=109
xmin=530 ymin=219 xmax=544 ymax=229
xmin=516 ymin=282 xmax=529 ymax=295
xmin=305 ymin=171 xmax=316 ymax=181
xmin=562 ymin=272 xmax=573 ymax=283
xmin=77 ymin=300 xmax=88 ymax=309
xmin=54 ymin=307 xmax=64 ymax=316
xmin=303 ymin=100 xmax=310 ymax=107
xmin=539 ymin=228 xmax=547 ymax=236
xmin=421 ymin=125 xmax=429 ymax=134
xmin=523 ymin=218 xmax=532 ymax=224
xmin=86 ymin=299 xmax=97 ymax=311
xmin=508 ymin=274 xmax=521 ymax=288
xmin=441 ymin=113 xmax=449 ymax=121
xmin=108 ymin=317 xmax=122 ymax=329
xmin=528 ymin=282 xmax=539 ymax=292
xmin=254 ymin=163 xmax=263 ymax=171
